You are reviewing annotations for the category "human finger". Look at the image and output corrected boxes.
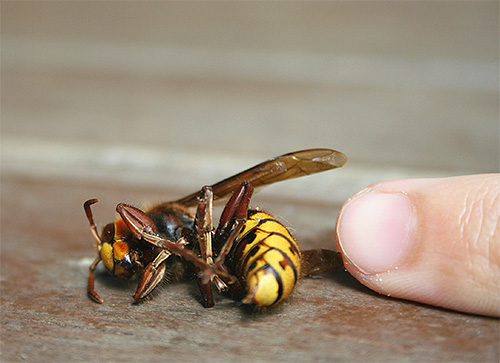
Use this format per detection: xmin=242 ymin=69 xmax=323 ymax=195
xmin=335 ymin=174 xmax=500 ymax=317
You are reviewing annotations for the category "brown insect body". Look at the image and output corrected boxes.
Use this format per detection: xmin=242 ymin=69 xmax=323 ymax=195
xmin=84 ymin=149 xmax=347 ymax=308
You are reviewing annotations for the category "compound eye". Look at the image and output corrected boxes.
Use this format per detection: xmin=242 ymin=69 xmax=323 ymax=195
xmin=101 ymin=223 xmax=115 ymax=243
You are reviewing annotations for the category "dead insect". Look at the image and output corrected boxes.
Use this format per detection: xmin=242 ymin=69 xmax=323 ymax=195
xmin=84 ymin=148 xmax=347 ymax=308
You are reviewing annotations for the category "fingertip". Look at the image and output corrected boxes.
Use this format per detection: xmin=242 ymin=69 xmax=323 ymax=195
xmin=335 ymin=176 xmax=500 ymax=317
xmin=336 ymin=190 xmax=413 ymax=275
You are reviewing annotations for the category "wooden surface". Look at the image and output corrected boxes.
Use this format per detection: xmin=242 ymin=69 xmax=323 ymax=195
xmin=2 ymin=2 xmax=499 ymax=361
xmin=2 ymin=1 xmax=498 ymax=173
xmin=1 ymin=176 xmax=498 ymax=362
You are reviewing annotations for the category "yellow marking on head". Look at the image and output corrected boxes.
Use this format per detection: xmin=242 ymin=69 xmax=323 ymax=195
xmin=100 ymin=242 xmax=114 ymax=272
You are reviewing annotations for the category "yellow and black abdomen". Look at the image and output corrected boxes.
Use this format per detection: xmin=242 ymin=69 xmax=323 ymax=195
xmin=229 ymin=210 xmax=301 ymax=306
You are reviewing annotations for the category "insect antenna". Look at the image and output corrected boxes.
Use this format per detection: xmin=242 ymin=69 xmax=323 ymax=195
xmin=84 ymin=199 xmax=103 ymax=245
xmin=83 ymin=199 xmax=106 ymax=303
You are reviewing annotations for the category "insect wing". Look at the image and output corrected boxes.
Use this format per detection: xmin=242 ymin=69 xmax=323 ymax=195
xmin=301 ymin=249 xmax=344 ymax=277
xmin=175 ymin=148 xmax=347 ymax=207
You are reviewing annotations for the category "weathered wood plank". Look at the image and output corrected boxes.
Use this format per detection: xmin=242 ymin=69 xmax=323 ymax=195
xmin=1 ymin=177 xmax=498 ymax=362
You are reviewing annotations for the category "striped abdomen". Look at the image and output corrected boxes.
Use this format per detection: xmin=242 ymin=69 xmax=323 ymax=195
xmin=229 ymin=210 xmax=301 ymax=306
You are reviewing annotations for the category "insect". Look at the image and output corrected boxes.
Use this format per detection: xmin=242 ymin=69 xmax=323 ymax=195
xmin=84 ymin=148 xmax=347 ymax=308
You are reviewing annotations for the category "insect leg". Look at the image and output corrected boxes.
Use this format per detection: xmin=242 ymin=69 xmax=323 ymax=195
xmin=88 ymin=256 xmax=104 ymax=303
xmin=194 ymin=186 xmax=216 ymax=307
xmin=195 ymin=186 xmax=215 ymax=264
xmin=214 ymin=181 xmax=253 ymax=266
xmin=194 ymin=185 xmax=249 ymax=306
xmin=133 ymin=249 xmax=170 ymax=300
xmin=205 ymin=181 xmax=254 ymax=299
xmin=116 ymin=204 xmax=204 ymax=266
xmin=116 ymin=204 xmax=236 ymax=281
xmin=117 ymin=203 xmax=238 ymax=306
xmin=115 ymin=203 xmax=159 ymax=238
xmin=194 ymin=264 xmax=214 ymax=307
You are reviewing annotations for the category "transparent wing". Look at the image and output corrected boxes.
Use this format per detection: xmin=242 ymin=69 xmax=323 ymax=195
xmin=301 ymin=249 xmax=344 ymax=277
xmin=174 ymin=148 xmax=347 ymax=207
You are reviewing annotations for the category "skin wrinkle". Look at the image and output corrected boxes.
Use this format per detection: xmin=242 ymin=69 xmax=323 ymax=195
xmin=338 ymin=175 xmax=500 ymax=316
xmin=457 ymin=188 xmax=470 ymax=248
xmin=435 ymin=179 xmax=491 ymax=309
xmin=485 ymin=181 xmax=500 ymax=285
xmin=424 ymin=176 xmax=500 ymax=315
xmin=489 ymin=212 xmax=500 ymax=275
xmin=460 ymin=187 xmax=477 ymax=276
xmin=487 ymin=183 xmax=500 ymax=247
xmin=462 ymin=179 xmax=500 ymax=292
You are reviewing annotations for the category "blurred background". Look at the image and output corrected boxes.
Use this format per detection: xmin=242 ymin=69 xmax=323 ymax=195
xmin=2 ymin=3 xmax=499 ymax=361
xmin=2 ymin=1 xmax=499 ymax=206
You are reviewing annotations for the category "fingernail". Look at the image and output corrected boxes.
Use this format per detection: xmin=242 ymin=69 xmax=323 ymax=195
xmin=336 ymin=191 xmax=413 ymax=274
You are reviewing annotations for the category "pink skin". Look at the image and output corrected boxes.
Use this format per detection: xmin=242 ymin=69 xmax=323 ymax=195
xmin=336 ymin=192 xmax=412 ymax=275
xmin=335 ymin=175 xmax=500 ymax=317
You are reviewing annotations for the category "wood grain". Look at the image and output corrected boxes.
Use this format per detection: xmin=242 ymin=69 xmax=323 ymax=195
xmin=1 ymin=177 xmax=498 ymax=361
xmin=1 ymin=2 xmax=498 ymax=361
